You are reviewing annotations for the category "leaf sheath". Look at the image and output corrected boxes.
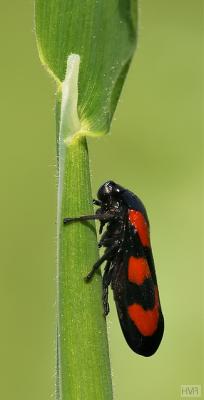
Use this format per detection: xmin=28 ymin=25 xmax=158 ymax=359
xmin=57 ymin=135 xmax=113 ymax=399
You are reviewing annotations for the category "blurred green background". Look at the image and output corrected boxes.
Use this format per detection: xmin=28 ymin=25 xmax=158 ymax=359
xmin=0 ymin=1 xmax=202 ymax=399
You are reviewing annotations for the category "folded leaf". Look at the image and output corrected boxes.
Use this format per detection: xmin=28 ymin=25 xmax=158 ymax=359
xmin=35 ymin=0 xmax=137 ymax=136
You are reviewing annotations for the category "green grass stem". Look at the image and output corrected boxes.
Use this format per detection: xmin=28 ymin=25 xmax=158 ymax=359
xmin=56 ymin=134 xmax=113 ymax=399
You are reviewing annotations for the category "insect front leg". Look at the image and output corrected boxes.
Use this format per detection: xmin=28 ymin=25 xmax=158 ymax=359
xmin=63 ymin=212 xmax=114 ymax=224
xmin=85 ymin=244 xmax=118 ymax=282
xmin=93 ymin=199 xmax=102 ymax=206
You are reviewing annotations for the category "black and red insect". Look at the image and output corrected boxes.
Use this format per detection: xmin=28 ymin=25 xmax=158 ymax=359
xmin=64 ymin=181 xmax=164 ymax=357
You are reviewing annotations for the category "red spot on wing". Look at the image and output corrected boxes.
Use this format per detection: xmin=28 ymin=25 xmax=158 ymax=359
xmin=128 ymin=257 xmax=151 ymax=285
xmin=128 ymin=209 xmax=150 ymax=247
xmin=128 ymin=287 xmax=160 ymax=336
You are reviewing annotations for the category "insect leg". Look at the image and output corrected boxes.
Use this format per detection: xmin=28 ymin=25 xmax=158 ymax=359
xmin=93 ymin=199 xmax=102 ymax=206
xmin=99 ymin=221 xmax=106 ymax=234
xmin=102 ymin=261 xmax=113 ymax=316
xmin=63 ymin=213 xmax=114 ymax=224
xmin=85 ymin=244 xmax=118 ymax=282
xmin=98 ymin=234 xmax=120 ymax=248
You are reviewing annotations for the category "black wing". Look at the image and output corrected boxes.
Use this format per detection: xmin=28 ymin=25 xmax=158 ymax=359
xmin=120 ymin=188 xmax=149 ymax=223
xmin=111 ymin=219 xmax=164 ymax=357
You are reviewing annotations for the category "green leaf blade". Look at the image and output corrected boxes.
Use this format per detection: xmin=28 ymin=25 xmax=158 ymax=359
xmin=35 ymin=0 xmax=137 ymax=136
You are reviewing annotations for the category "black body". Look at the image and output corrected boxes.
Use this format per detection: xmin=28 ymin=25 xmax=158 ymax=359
xmin=64 ymin=181 xmax=164 ymax=356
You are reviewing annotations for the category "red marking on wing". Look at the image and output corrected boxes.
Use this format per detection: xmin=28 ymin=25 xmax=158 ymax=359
xmin=128 ymin=209 xmax=150 ymax=247
xmin=128 ymin=287 xmax=159 ymax=336
xmin=128 ymin=256 xmax=151 ymax=285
